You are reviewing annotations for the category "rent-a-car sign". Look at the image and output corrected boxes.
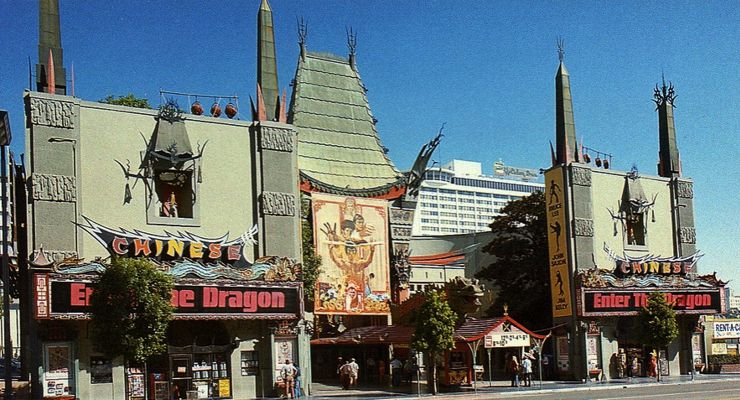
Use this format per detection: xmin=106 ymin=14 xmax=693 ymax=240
xmin=713 ymin=321 xmax=740 ymax=339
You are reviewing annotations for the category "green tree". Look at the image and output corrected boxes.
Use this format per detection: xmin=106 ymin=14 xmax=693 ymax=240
xmin=100 ymin=94 xmax=152 ymax=109
xmin=636 ymin=292 xmax=678 ymax=381
xmin=301 ymin=196 xmax=322 ymax=306
xmin=90 ymin=257 xmax=174 ymax=363
xmin=475 ymin=191 xmax=551 ymax=330
xmin=411 ymin=289 xmax=457 ymax=395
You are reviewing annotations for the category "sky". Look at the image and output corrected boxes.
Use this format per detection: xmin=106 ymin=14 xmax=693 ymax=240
xmin=0 ymin=1 xmax=738 ymax=291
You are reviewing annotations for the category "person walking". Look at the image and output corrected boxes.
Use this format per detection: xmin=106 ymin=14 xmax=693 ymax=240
xmin=280 ymin=359 xmax=298 ymax=399
xmin=339 ymin=360 xmax=352 ymax=390
xmin=508 ymin=355 xmax=520 ymax=387
xmin=648 ymin=351 xmax=658 ymax=379
xmin=349 ymin=357 xmax=360 ymax=387
xmin=521 ymin=356 xmax=533 ymax=387
xmin=390 ymin=357 xmax=403 ymax=387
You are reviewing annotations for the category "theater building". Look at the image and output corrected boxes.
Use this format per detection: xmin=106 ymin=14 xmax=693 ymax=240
xmin=544 ymin=49 xmax=725 ymax=381
xmin=20 ymin=1 xmax=310 ymax=399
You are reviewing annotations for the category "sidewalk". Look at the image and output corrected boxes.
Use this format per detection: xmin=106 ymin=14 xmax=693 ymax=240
xmin=300 ymin=373 xmax=740 ymax=400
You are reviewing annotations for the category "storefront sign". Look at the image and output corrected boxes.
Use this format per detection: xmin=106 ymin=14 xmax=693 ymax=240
xmin=78 ymin=216 xmax=258 ymax=268
xmin=545 ymin=168 xmax=573 ymax=318
xmin=37 ymin=274 xmax=301 ymax=319
xmin=713 ymin=321 xmax=740 ymax=339
xmin=712 ymin=342 xmax=728 ymax=355
xmin=581 ymin=289 xmax=722 ymax=316
xmin=484 ymin=332 xmax=530 ymax=348
xmin=608 ymin=248 xmax=701 ymax=277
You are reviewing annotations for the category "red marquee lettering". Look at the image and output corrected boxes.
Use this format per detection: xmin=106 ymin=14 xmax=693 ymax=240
xmin=208 ymin=244 xmax=222 ymax=259
xmin=227 ymin=245 xmax=242 ymax=261
xmin=70 ymin=283 xmax=92 ymax=306
xmin=243 ymin=291 xmax=257 ymax=312
xmin=133 ymin=239 xmax=151 ymax=257
xmin=112 ymin=237 xmax=129 ymax=255
xmin=271 ymin=292 xmax=285 ymax=308
xmin=203 ymin=287 xmax=218 ymax=307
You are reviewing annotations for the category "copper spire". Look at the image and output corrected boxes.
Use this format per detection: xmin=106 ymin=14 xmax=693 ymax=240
xmin=554 ymin=38 xmax=577 ymax=165
xmin=37 ymin=0 xmax=66 ymax=94
xmin=257 ymin=0 xmax=279 ymax=121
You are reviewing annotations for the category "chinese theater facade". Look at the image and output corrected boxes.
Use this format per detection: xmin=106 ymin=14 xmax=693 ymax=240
xmin=22 ymin=89 xmax=309 ymax=400
xmin=544 ymin=51 xmax=725 ymax=381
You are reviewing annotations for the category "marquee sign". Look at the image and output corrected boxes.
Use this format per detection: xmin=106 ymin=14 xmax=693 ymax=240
xmin=78 ymin=216 xmax=258 ymax=268
xmin=581 ymin=289 xmax=722 ymax=316
xmin=36 ymin=274 xmax=301 ymax=320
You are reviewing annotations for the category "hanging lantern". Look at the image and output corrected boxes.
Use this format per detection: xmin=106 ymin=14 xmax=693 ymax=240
xmin=583 ymin=153 xmax=591 ymax=163
xmin=595 ymin=157 xmax=602 ymax=167
xmin=225 ymin=103 xmax=237 ymax=119
xmin=603 ymin=158 xmax=610 ymax=169
xmin=210 ymin=102 xmax=222 ymax=117
xmin=191 ymin=101 xmax=203 ymax=115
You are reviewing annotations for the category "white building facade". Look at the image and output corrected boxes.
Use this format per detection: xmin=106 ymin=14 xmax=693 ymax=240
xmin=412 ymin=160 xmax=543 ymax=236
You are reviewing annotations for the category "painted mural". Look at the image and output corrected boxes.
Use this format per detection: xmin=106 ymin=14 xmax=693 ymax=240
xmin=312 ymin=193 xmax=391 ymax=315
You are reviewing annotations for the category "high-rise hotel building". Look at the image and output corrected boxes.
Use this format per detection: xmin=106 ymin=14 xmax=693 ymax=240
xmin=412 ymin=159 xmax=543 ymax=236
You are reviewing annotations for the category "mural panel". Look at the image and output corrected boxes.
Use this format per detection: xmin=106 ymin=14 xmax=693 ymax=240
xmin=312 ymin=193 xmax=391 ymax=315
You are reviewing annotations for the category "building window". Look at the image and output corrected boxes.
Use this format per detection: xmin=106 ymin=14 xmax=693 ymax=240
xmin=625 ymin=213 xmax=646 ymax=246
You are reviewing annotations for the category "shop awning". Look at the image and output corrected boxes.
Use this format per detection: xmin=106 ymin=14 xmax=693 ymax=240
xmin=310 ymin=325 xmax=415 ymax=346
xmin=453 ymin=316 xmax=547 ymax=342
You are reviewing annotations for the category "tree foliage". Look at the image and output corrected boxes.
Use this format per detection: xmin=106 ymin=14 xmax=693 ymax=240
xmin=475 ymin=191 xmax=551 ymax=330
xmin=637 ymin=292 xmax=678 ymax=350
xmin=411 ymin=289 xmax=457 ymax=395
xmin=100 ymin=94 xmax=152 ymax=109
xmin=90 ymin=257 xmax=174 ymax=363
xmin=301 ymin=196 xmax=322 ymax=304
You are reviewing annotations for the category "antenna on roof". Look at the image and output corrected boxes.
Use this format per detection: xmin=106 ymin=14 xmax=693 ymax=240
xmin=557 ymin=37 xmax=565 ymax=62
xmin=346 ymin=27 xmax=357 ymax=70
xmin=297 ymin=17 xmax=308 ymax=59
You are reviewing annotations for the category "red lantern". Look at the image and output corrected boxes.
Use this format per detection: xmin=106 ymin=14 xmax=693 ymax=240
xmin=191 ymin=101 xmax=203 ymax=115
xmin=603 ymin=159 xmax=610 ymax=169
xmin=210 ymin=102 xmax=222 ymax=118
xmin=583 ymin=153 xmax=591 ymax=163
xmin=225 ymin=103 xmax=237 ymax=119
xmin=595 ymin=157 xmax=602 ymax=167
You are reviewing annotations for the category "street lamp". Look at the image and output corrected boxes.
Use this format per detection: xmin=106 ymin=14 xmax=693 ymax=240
xmin=0 ymin=110 xmax=13 ymax=399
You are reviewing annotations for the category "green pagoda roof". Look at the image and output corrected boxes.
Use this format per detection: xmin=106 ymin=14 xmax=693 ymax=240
xmin=289 ymin=51 xmax=405 ymax=198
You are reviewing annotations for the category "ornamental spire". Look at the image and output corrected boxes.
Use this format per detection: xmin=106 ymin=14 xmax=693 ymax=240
xmin=654 ymin=75 xmax=681 ymax=177
xmin=37 ymin=0 xmax=66 ymax=94
xmin=554 ymin=38 xmax=577 ymax=165
xmin=257 ymin=0 xmax=279 ymax=120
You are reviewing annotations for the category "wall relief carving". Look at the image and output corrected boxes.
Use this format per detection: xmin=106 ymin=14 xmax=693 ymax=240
xmin=30 ymin=98 xmax=75 ymax=129
xmin=32 ymin=174 xmax=77 ymax=202
xmin=260 ymin=126 xmax=294 ymax=152
xmin=571 ymin=166 xmax=592 ymax=187
xmin=574 ymin=218 xmax=594 ymax=237
xmin=261 ymin=191 xmax=296 ymax=216
xmin=679 ymin=227 xmax=696 ymax=244
xmin=676 ymin=180 xmax=694 ymax=199
xmin=391 ymin=226 xmax=412 ymax=241
xmin=390 ymin=208 xmax=414 ymax=225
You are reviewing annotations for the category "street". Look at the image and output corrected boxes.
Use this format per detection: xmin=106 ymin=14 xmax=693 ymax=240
xmin=496 ymin=380 xmax=740 ymax=400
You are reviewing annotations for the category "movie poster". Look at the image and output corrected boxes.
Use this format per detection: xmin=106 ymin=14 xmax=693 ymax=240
xmin=312 ymin=193 xmax=391 ymax=315
xmin=545 ymin=168 xmax=573 ymax=318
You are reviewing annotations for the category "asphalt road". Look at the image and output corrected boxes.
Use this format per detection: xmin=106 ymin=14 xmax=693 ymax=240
xmin=476 ymin=380 xmax=740 ymax=400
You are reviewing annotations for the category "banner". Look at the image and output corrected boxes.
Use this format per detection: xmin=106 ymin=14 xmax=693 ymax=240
xmin=312 ymin=193 xmax=391 ymax=315
xmin=545 ymin=168 xmax=573 ymax=318
xmin=484 ymin=332 xmax=530 ymax=348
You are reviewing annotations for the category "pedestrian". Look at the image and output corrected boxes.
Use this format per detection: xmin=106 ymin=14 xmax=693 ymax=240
xmin=390 ymin=356 xmax=403 ymax=387
xmin=339 ymin=360 xmax=352 ymax=389
xmin=349 ymin=357 xmax=360 ymax=387
xmin=522 ymin=356 xmax=533 ymax=387
xmin=293 ymin=364 xmax=303 ymax=398
xmin=508 ymin=355 xmax=520 ymax=387
xmin=648 ymin=351 xmax=658 ymax=379
xmin=336 ymin=357 xmax=344 ymax=383
xmin=280 ymin=359 xmax=298 ymax=399
xmin=629 ymin=355 xmax=638 ymax=378
xmin=616 ymin=349 xmax=626 ymax=379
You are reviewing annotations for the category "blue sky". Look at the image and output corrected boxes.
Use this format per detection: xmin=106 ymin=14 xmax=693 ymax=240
xmin=1 ymin=1 xmax=738 ymax=291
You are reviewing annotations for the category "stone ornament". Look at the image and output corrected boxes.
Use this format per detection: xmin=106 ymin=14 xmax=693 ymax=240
xmin=676 ymin=180 xmax=694 ymax=199
xmin=30 ymin=98 xmax=75 ymax=129
xmin=574 ymin=218 xmax=594 ymax=237
xmin=391 ymin=226 xmax=412 ymax=241
xmin=390 ymin=208 xmax=414 ymax=225
xmin=32 ymin=173 xmax=77 ymax=202
xmin=679 ymin=227 xmax=696 ymax=244
xmin=571 ymin=166 xmax=592 ymax=187
xmin=260 ymin=126 xmax=294 ymax=152
xmin=261 ymin=191 xmax=296 ymax=216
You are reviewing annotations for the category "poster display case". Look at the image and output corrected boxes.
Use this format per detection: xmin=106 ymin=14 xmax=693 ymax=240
xmin=126 ymin=365 xmax=146 ymax=400
xmin=43 ymin=343 xmax=75 ymax=399
xmin=169 ymin=345 xmax=232 ymax=400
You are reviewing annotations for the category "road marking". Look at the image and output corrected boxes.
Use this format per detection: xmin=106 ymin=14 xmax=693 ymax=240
xmin=603 ymin=387 xmax=740 ymax=399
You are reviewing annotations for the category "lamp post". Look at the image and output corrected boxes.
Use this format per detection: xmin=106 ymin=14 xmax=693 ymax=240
xmin=0 ymin=110 xmax=14 ymax=399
